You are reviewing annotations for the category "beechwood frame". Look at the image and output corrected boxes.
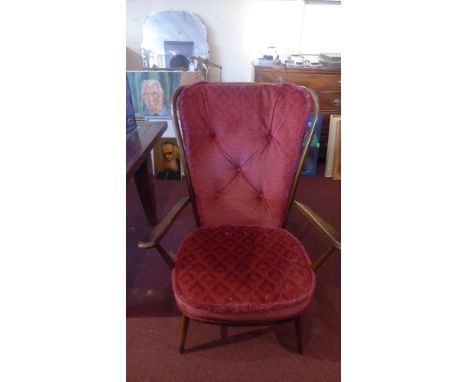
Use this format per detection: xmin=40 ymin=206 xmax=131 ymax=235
xmin=138 ymin=83 xmax=341 ymax=354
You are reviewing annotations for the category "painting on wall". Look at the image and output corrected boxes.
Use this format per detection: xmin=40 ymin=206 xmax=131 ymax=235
xmin=126 ymin=71 xmax=181 ymax=118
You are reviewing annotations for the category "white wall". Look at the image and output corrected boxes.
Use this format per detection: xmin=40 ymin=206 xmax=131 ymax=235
xmin=126 ymin=0 xmax=341 ymax=82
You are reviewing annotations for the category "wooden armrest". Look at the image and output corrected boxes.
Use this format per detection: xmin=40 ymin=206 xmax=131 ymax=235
xmin=292 ymin=200 xmax=341 ymax=250
xmin=138 ymin=196 xmax=191 ymax=249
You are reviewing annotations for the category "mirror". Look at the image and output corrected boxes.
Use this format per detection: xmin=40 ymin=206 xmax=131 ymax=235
xmin=141 ymin=10 xmax=209 ymax=70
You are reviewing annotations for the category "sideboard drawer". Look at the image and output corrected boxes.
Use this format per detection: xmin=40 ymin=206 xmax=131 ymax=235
xmin=317 ymin=92 xmax=341 ymax=111
xmin=254 ymin=68 xmax=341 ymax=91
xmin=278 ymin=73 xmax=340 ymax=92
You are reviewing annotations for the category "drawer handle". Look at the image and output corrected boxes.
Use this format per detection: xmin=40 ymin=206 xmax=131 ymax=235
xmin=333 ymin=98 xmax=341 ymax=107
xmin=276 ymin=76 xmax=285 ymax=83
xmin=338 ymin=79 xmax=341 ymax=87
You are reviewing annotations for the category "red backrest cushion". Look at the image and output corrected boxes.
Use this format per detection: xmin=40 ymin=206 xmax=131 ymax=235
xmin=178 ymin=82 xmax=311 ymax=227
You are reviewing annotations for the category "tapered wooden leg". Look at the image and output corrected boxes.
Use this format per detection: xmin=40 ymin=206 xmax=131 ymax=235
xmin=179 ymin=315 xmax=190 ymax=354
xmin=134 ymin=157 xmax=157 ymax=225
xmin=294 ymin=316 xmax=303 ymax=354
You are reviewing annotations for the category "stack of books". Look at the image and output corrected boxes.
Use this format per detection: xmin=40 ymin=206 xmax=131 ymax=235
xmin=319 ymin=53 xmax=341 ymax=69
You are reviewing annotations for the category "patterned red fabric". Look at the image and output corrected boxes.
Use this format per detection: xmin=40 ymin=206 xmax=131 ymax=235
xmin=172 ymin=226 xmax=316 ymax=322
xmin=178 ymin=82 xmax=311 ymax=228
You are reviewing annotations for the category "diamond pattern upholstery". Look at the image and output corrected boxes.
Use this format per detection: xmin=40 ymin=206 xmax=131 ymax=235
xmin=173 ymin=226 xmax=316 ymax=321
xmin=172 ymin=82 xmax=316 ymax=324
xmin=178 ymin=82 xmax=311 ymax=228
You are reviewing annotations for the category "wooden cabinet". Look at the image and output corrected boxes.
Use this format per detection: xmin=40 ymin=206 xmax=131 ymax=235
xmin=253 ymin=65 xmax=341 ymax=158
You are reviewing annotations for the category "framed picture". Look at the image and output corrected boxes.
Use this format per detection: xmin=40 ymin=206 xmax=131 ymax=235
xmin=126 ymin=75 xmax=137 ymax=137
xmin=301 ymin=113 xmax=323 ymax=176
xmin=332 ymin=119 xmax=341 ymax=180
xmin=153 ymin=138 xmax=182 ymax=181
xmin=126 ymin=71 xmax=181 ymax=118
xmin=325 ymin=114 xmax=341 ymax=177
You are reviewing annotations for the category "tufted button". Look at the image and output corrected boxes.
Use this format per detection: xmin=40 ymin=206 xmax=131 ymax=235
xmin=257 ymin=193 xmax=264 ymax=200
xmin=210 ymin=132 xmax=216 ymax=139
xmin=266 ymin=133 xmax=273 ymax=141
xmin=236 ymin=166 xmax=242 ymax=173
xmin=214 ymin=191 xmax=221 ymax=199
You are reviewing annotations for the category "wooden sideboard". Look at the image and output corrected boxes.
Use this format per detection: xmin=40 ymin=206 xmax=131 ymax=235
xmin=180 ymin=70 xmax=206 ymax=85
xmin=253 ymin=65 xmax=341 ymax=159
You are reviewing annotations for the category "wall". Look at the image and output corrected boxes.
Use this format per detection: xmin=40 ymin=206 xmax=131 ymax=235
xmin=126 ymin=0 xmax=341 ymax=82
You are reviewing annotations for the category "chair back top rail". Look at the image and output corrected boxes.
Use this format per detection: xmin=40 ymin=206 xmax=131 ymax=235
xmin=171 ymin=82 xmax=319 ymax=228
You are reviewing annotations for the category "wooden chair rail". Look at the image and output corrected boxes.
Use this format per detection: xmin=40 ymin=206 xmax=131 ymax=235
xmin=292 ymin=199 xmax=341 ymax=250
xmin=178 ymin=314 xmax=303 ymax=354
xmin=186 ymin=315 xmax=299 ymax=327
xmin=138 ymin=196 xmax=191 ymax=249
xmin=154 ymin=242 xmax=176 ymax=269
xmin=311 ymin=245 xmax=337 ymax=271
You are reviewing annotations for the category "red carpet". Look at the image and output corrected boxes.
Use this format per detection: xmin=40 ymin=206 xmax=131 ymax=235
xmin=127 ymin=167 xmax=340 ymax=381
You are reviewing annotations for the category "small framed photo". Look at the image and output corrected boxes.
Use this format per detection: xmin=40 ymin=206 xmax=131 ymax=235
xmin=126 ymin=71 xmax=181 ymax=118
xmin=153 ymin=138 xmax=182 ymax=181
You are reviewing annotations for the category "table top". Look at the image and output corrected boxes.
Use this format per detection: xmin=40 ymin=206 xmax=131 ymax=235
xmin=253 ymin=64 xmax=340 ymax=74
xmin=126 ymin=121 xmax=167 ymax=183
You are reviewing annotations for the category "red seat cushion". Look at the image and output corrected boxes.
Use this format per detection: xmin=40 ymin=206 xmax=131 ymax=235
xmin=172 ymin=225 xmax=316 ymax=322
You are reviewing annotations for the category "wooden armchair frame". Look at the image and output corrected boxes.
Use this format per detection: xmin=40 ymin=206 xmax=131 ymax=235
xmin=138 ymin=84 xmax=341 ymax=354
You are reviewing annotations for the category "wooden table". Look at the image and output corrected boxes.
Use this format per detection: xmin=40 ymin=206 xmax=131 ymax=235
xmin=126 ymin=121 xmax=167 ymax=224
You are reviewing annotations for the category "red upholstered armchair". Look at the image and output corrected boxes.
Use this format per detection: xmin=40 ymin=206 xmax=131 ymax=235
xmin=139 ymin=82 xmax=341 ymax=354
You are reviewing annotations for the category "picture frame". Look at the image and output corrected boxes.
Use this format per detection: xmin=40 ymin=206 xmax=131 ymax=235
xmin=126 ymin=75 xmax=137 ymax=137
xmin=325 ymin=114 xmax=341 ymax=177
xmin=126 ymin=71 xmax=181 ymax=118
xmin=153 ymin=138 xmax=182 ymax=181
xmin=332 ymin=119 xmax=341 ymax=180
xmin=301 ymin=113 xmax=323 ymax=176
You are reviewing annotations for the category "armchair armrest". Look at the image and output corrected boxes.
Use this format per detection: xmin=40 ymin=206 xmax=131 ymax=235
xmin=292 ymin=199 xmax=341 ymax=250
xmin=138 ymin=196 xmax=191 ymax=249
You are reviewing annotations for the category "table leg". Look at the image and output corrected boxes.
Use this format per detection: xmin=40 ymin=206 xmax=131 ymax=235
xmin=133 ymin=156 xmax=157 ymax=225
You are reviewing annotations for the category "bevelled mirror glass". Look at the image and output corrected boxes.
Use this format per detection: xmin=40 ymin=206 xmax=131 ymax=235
xmin=141 ymin=10 xmax=209 ymax=70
